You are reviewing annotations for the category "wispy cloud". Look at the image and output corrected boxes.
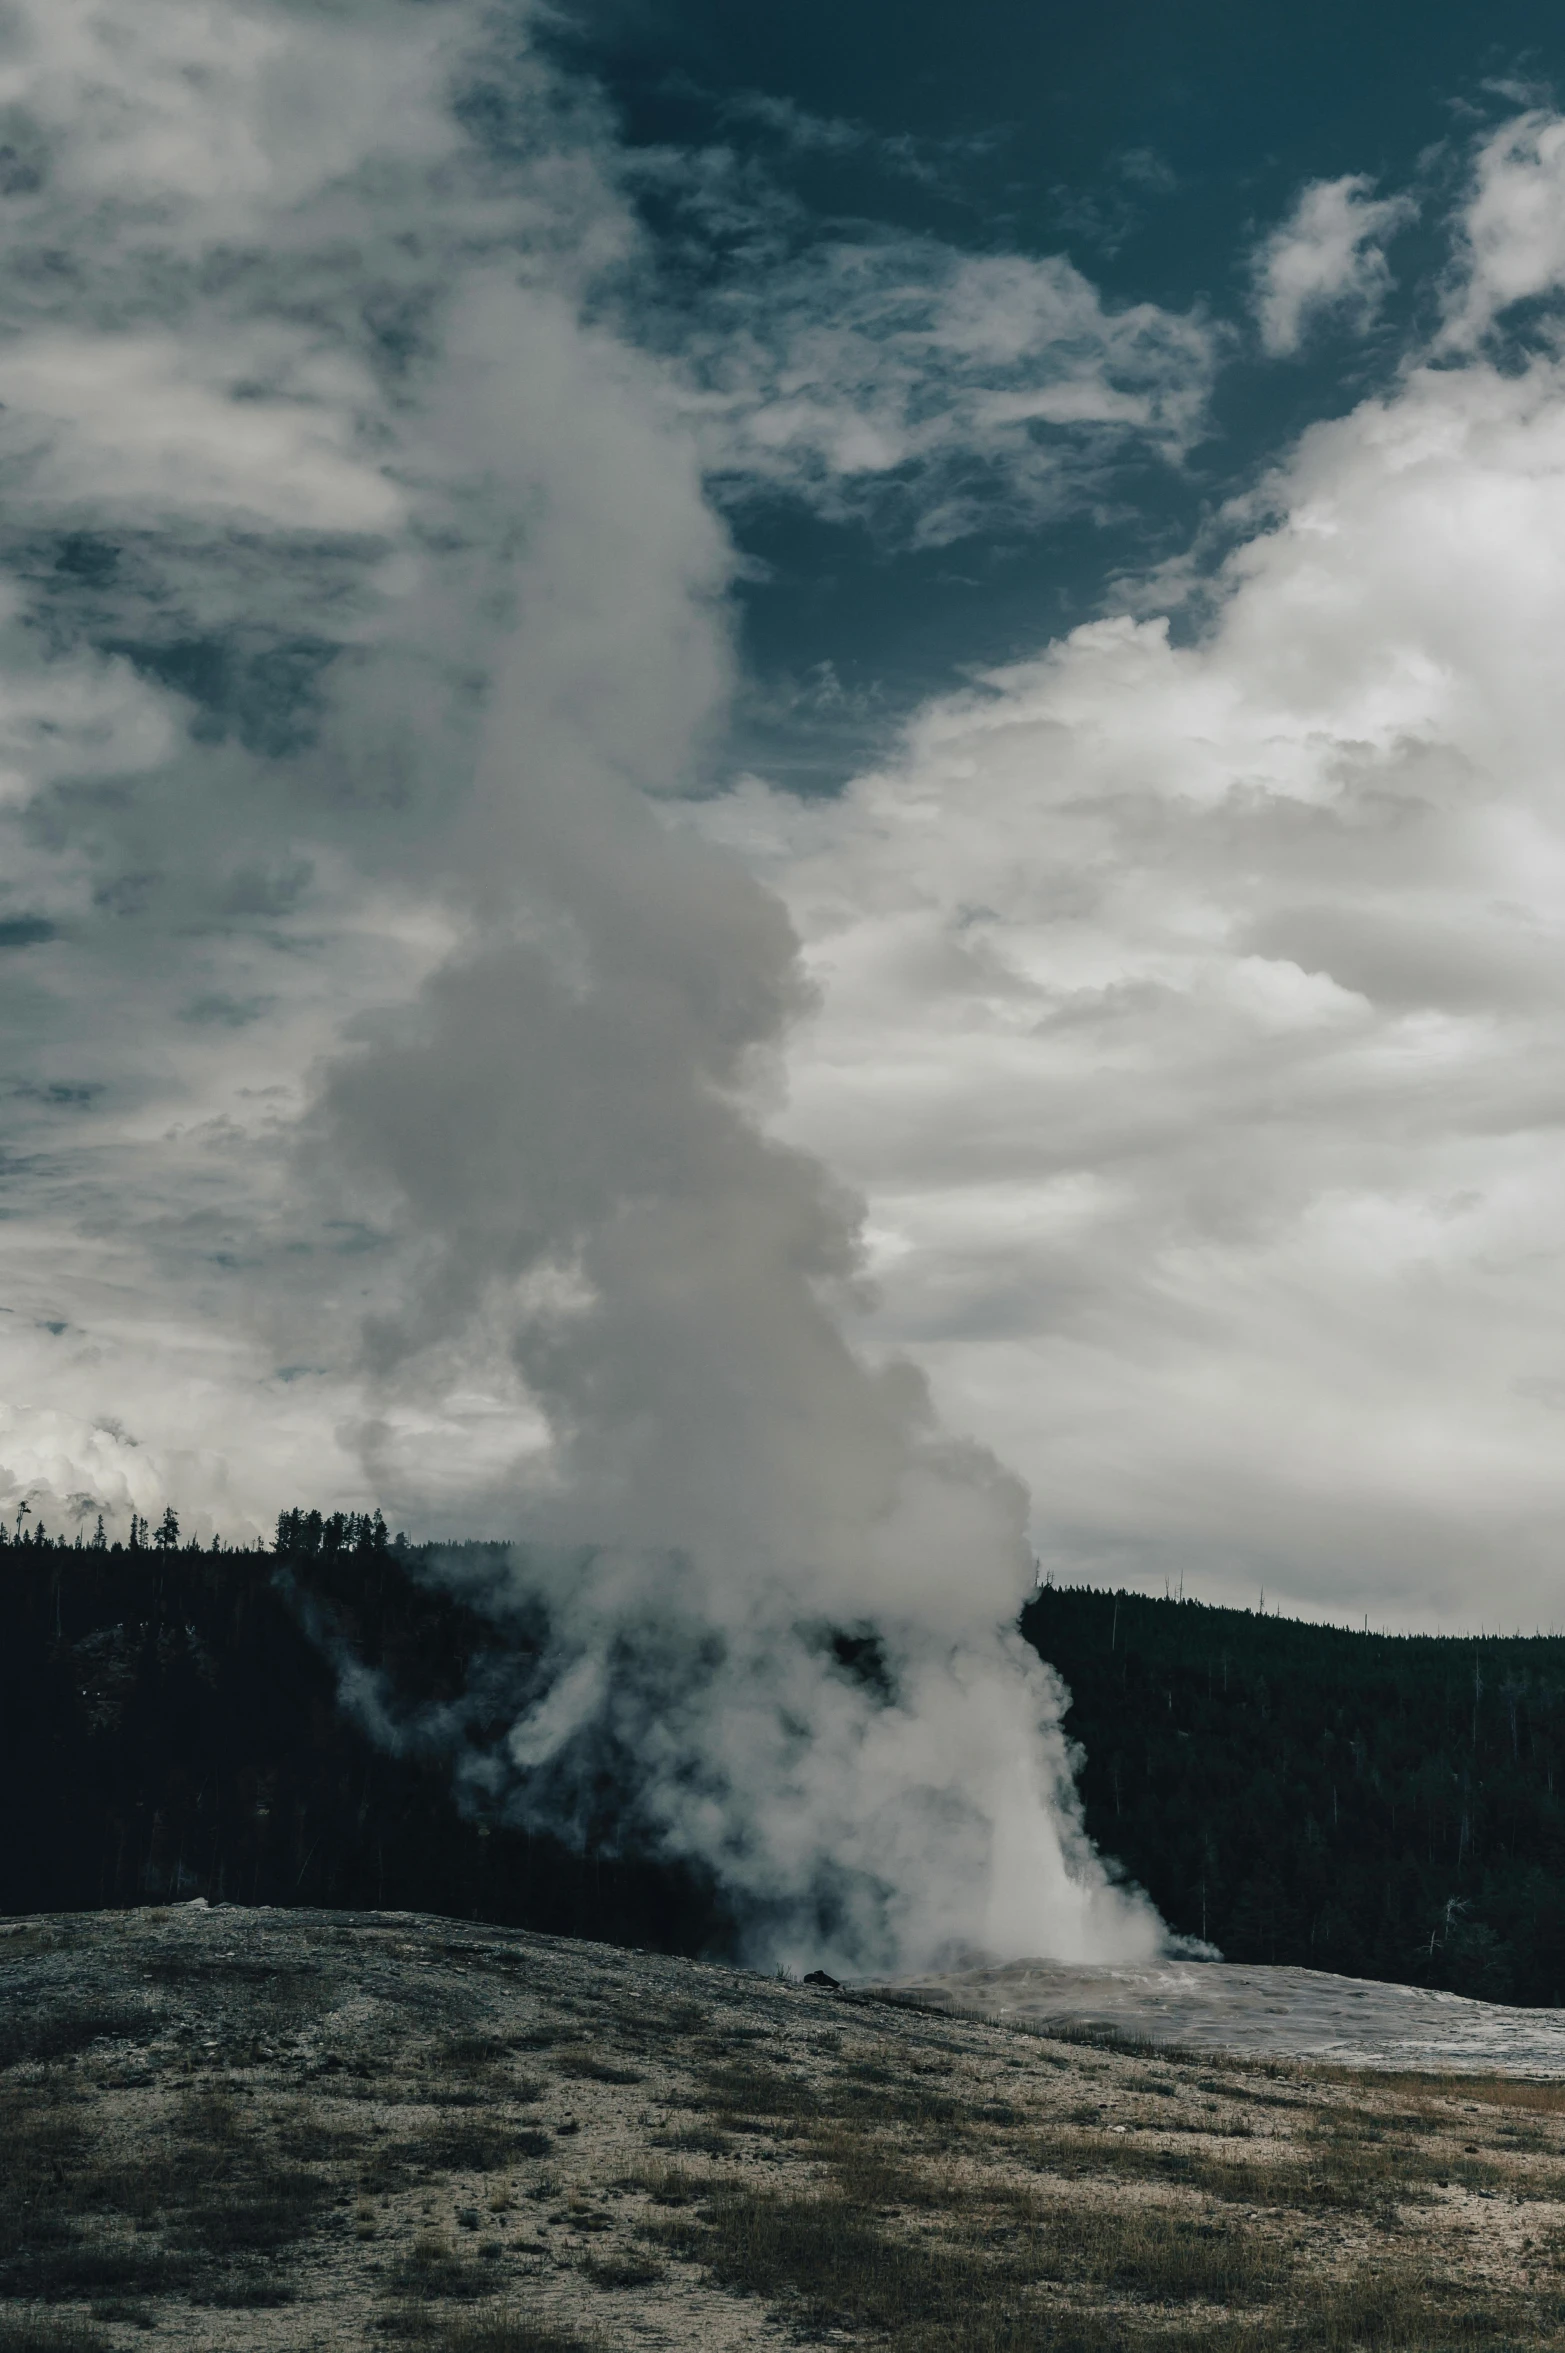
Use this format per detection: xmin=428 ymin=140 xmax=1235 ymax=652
xmin=1444 ymin=109 xmax=1565 ymax=343
xmin=720 ymin=88 xmax=999 ymax=188
xmin=672 ymin=237 xmax=1218 ymax=545
xmin=1251 ymin=174 xmax=1416 ymax=355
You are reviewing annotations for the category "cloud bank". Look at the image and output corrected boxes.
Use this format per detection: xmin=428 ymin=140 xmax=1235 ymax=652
xmin=716 ymin=119 xmax=1565 ymax=1629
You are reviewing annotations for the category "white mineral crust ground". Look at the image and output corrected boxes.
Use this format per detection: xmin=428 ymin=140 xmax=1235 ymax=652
xmin=879 ymin=1959 xmax=1565 ymax=2073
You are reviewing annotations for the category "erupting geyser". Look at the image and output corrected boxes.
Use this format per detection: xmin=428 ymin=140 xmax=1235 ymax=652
xmin=0 ymin=0 xmax=1168 ymax=1974
xmin=319 ymin=453 xmax=1163 ymax=1975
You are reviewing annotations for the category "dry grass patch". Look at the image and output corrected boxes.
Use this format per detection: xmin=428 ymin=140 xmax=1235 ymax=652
xmin=579 ymin=2247 xmax=665 ymax=2287
xmin=412 ymin=2117 xmax=549 ymax=2174
xmin=0 ymin=2320 xmax=116 ymax=2353
xmin=649 ymin=2120 xmax=734 ymax=2156
xmin=0 ymin=2078 xmax=326 ymax=2304
xmin=608 ymin=2001 xmax=706 ymax=2043
xmin=817 ymin=2125 xmax=952 ymax=2209
xmin=651 ymin=2182 xmax=984 ymax=2337
xmin=1291 ymin=2268 xmax=1556 ymax=2349
xmin=823 ymin=2070 xmax=968 ymax=2129
xmin=0 ymin=2006 xmax=152 ymax=2071
xmin=620 ymin=2162 xmax=708 ymax=2205
xmin=1019 ymin=2098 xmax=1523 ymax=2217
xmin=0 ymin=2082 xmax=88 ymax=2253
xmin=421 ymin=2314 xmax=601 ymax=2352
xmin=1346 ymin=2072 xmax=1565 ymax=2117
xmin=385 ymin=2229 xmax=492 ymax=2304
xmin=697 ymin=2057 xmax=817 ymax=2122
xmin=1018 ymin=2201 xmax=1284 ymax=2302
xmin=651 ymin=2163 xmax=1284 ymax=2341
xmin=550 ymin=2053 xmax=642 ymax=2086
xmin=439 ymin=2034 xmax=513 ymax=2073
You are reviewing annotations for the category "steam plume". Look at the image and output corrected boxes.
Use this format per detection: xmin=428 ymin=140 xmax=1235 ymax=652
xmin=317 ymin=291 xmax=1161 ymax=1975
xmin=0 ymin=0 xmax=1163 ymax=1972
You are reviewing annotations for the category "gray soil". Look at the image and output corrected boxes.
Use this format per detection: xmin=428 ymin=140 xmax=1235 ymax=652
xmin=8 ymin=1903 xmax=1565 ymax=2353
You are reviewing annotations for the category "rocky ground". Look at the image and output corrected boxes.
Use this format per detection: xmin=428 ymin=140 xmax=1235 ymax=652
xmin=6 ymin=1904 xmax=1565 ymax=2352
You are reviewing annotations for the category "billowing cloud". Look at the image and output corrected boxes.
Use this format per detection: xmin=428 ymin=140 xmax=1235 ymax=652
xmin=716 ymin=151 xmax=1565 ymax=1627
xmin=1251 ymin=173 xmax=1414 ymax=355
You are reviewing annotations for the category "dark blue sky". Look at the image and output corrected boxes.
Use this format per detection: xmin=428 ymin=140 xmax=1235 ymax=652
xmin=548 ymin=0 xmax=1565 ymax=783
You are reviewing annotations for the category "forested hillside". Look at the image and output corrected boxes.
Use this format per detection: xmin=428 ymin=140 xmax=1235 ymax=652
xmin=0 ymin=1511 xmax=723 ymax=1953
xmin=1024 ymin=1586 xmax=1565 ymax=2006
xmin=8 ymin=1513 xmax=1565 ymax=2005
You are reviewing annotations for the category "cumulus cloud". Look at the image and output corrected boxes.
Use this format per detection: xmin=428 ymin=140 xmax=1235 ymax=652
xmin=714 ymin=196 xmax=1565 ymax=1628
xmin=0 ymin=1401 xmax=161 ymax=1533
xmin=1251 ymin=173 xmax=1415 ymax=355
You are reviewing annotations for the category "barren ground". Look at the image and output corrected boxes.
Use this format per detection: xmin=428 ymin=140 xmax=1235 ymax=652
xmin=888 ymin=1956 xmax=1565 ymax=2073
xmin=5 ymin=1903 xmax=1565 ymax=2352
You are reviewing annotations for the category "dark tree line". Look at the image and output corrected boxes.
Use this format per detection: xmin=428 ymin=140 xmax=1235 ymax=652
xmin=0 ymin=1515 xmax=725 ymax=1955
xmin=10 ymin=1513 xmax=1565 ymax=2002
xmin=1023 ymin=1585 xmax=1565 ymax=2005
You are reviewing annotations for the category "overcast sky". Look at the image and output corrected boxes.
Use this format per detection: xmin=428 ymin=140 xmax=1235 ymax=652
xmin=8 ymin=0 xmax=1565 ymax=1634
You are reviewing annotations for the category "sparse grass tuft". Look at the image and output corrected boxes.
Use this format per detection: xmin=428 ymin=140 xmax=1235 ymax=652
xmin=414 ymin=2119 xmax=540 ymax=2174
xmin=1019 ymin=2201 xmax=1283 ymax=2303
xmin=386 ymin=2231 xmax=490 ymax=2303
xmin=580 ymin=2249 xmax=665 ymax=2288
xmin=0 ymin=2242 xmax=195 ymax=2300
xmin=440 ymin=2035 xmax=511 ymax=2074
xmin=652 ymin=2184 xmax=986 ymax=2335
xmin=622 ymin=2164 xmax=707 ymax=2206
xmin=649 ymin=2123 xmax=732 ymax=2157
xmin=698 ymin=2060 xmax=816 ymax=2120
xmin=815 ymin=2128 xmax=946 ymax=2208
xmin=0 ymin=2084 xmax=87 ymax=2262
xmin=615 ymin=2003 xmax=706 ymax=2042
xmin=0 ymin=2006 xmax=155 ymax=2072
xmin=1299 ymin=2268 xmax=1542 ymax=2348
xmin=422 ymin=2315 xmax=601 ymax=2352
xmin=171 ymin=2176 xmax=322 ymax=2255
xmin=551 ymin=2054 xmax=642 ymax=2086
